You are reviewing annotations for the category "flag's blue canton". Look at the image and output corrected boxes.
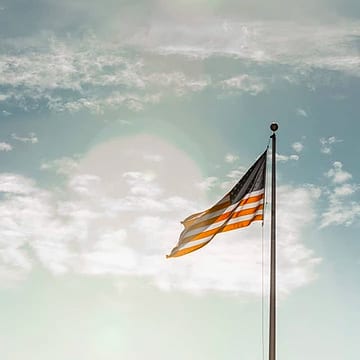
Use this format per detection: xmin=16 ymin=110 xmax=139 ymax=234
xmin=229 ymin=179 xmax=247 ymax=203
xmin=229 ymin=163 xmax=257 ymax=203
xmin=229 ymin=151 xmax=267 ymax=204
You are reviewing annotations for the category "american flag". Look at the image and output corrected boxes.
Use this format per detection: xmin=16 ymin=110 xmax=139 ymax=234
xmin=167 ymin=150 xmax=267 ymax=258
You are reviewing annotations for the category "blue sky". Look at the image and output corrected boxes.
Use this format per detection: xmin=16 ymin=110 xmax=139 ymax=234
xmin=0 ymin=0 xmax=360 ymax=359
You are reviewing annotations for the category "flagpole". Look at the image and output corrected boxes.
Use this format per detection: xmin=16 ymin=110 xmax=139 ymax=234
xmin=269 ymin=122 xmax=278 ymax=360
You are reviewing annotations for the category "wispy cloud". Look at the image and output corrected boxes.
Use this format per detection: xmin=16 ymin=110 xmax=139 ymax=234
xmin=0 ymin=36 xmax=213 ymax=113
xmin=41 ymin=156 xmax=80 ymax=175
xmin=325 ymin=161 xmax=352 ymax=184
xmin=2 ymin=110 xmax=11 ymax=117
xmin=0 ymin=17 xmax=358 ymax=113
xmin=292 ymin=142 xmax=304 ymax=153
xmin=0 ymin=142 xmax=12 ymax=152
xmin=333 ymin=183 xmax=358 ymax=197
xmin=49 ymin=92 xmax=163 ymax=114
xmin=220 ymin=74 xmax=266 ymax=95
xmin=296 ymin=108 xmax=308 ymax=117
xmin=320 ymin=136 xmax=342 ymax=154
xmin=11 ymin=132 xmax=38 ymax=144
xmin=321 ymin=194 xmax=360 ymax=228
xmin=225 ymin=153 xmax=239 ymax=163
xmin=226 ymin=168 xmax=247 ymax=179
xmin=138 ymin=20 xmax=360 ymax=75
xmin=196 ymin=176 xmax=218 ymax=191
xmin=276 ymin=153 xmax=299 ymax=162
xmin=321 ymin=161 xmax=360 ymax=228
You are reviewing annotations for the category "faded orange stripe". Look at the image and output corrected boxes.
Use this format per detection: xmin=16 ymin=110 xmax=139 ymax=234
xmin=238 ymin=193 xmax=264 ymax=206
xmin=182 ymin=214 xmax=264 ymax=243
xmin=182 ymin=202 xmax=230 ymax=228
xmin=166 ymin=241 xmax=211 ymax=258
xmin=189 ymin=203 xmax=264 ymax=230
xmin=217 ymin=215 xmax=263 ymax=235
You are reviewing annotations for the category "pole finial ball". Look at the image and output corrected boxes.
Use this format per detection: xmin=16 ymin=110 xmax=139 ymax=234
xmin=270 ymin=123 xmax=279 ymax=132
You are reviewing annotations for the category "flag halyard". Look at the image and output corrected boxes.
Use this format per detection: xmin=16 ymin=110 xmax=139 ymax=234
xmin=167 ymin=150 xmax=267 ymax=258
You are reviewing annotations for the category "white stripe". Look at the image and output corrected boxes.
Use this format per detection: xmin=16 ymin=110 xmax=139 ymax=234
xmin=182 ymin=209 xmax=264 ymax=239
xmin=238 ymin=198 xmax=264 ymax=210
xmin=174 ymin=235 xmax=215 ymax=253
xmin=187 ymin=198 xmax=264 ymax=225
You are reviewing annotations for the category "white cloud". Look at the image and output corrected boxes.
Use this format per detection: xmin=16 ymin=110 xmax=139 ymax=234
xmin=321 ymin=200 xmax=360 ymax=228
xmin=292 ymin=142 xmax=304 ymax=153
xmin=221 ymin=74 xmax=266 ymax=95
xmin=0 ymin=135 xmax=320 ymax=296
xmin=196 ymin=176 xmax=218 ymax=191
xmin=325 ymin=161 xmax=352 ymax=184
xmin=296 ymin=108 xmax=308 ymax=117
xmin=0 ymin=142 xmax=12 ymax=152
xmin=0 ymin=19 xmax=358 ymax=114
xmin=145 ymin=72 xmax=210 ymax=95
xmin=68 ymin=174 xmax=101 ymax=195
xmin=321 ymin=162 xmax=360 ymax=228
xmin=226 ymin=168 xmax=246 ymax=179
xmin=123 ymin=171 xmax=162 ymax=197
xmin=320 ymin=136 xmax=342 ymax=154
xmin=11 ymin=132 xmax=38 ymax=144
xmin=274 ymin=185 xmax=322 ymax=294
xmin=0 ymin=174 xmax=36 ymax=194
xmin=41 ymin=156 xmax=79 ymax=175
xmin=276 ymin=153 xmax=299 ymax=162
xmin=137 ymin=20 xmax=360 ymax=76
xmin=0 ymin=37 xmax=212 ymax=113
xmin=220 ymin=180 xmax=232 ymax=190
xmin=2 ymin=110 xmax=11 ymax=117
xmin=49 ymin=93 xmax=163 ymax=114
xmin=225 ymin=153 xmax=239 ymax=163
xmin=333 ymin=183 xmax=357 ymax=197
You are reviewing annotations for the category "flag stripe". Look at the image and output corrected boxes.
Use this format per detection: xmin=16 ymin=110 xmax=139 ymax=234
xmin=166 ymin=240 xmax=212 ymax=258
xmin=186 ymin=196 xmax=264 ymax=231
xmin=181 ymin=209 xmax=264 ymax=241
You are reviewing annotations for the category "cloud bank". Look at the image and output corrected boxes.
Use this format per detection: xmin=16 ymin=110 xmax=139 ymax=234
xmin=0 ymin=134 xmax=321 ymax=296
xmin=0 ymin=16 xmax=359 ymax=114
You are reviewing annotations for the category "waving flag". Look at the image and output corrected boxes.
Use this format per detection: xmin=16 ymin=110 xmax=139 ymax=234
xmin=167 ymin=150 xmax=267 ymax=258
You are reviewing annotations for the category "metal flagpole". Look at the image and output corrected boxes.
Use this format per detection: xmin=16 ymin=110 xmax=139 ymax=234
xmin=269 ymin=122 xmax=278 ymax=360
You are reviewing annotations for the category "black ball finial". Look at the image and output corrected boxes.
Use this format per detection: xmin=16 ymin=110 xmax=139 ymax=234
xmin=270 ymin=122 xmax=278 ymax=132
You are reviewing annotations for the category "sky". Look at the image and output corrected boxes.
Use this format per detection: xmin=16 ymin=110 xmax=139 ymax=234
xmin=0 ymin=0 xmax=359 ymax=359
